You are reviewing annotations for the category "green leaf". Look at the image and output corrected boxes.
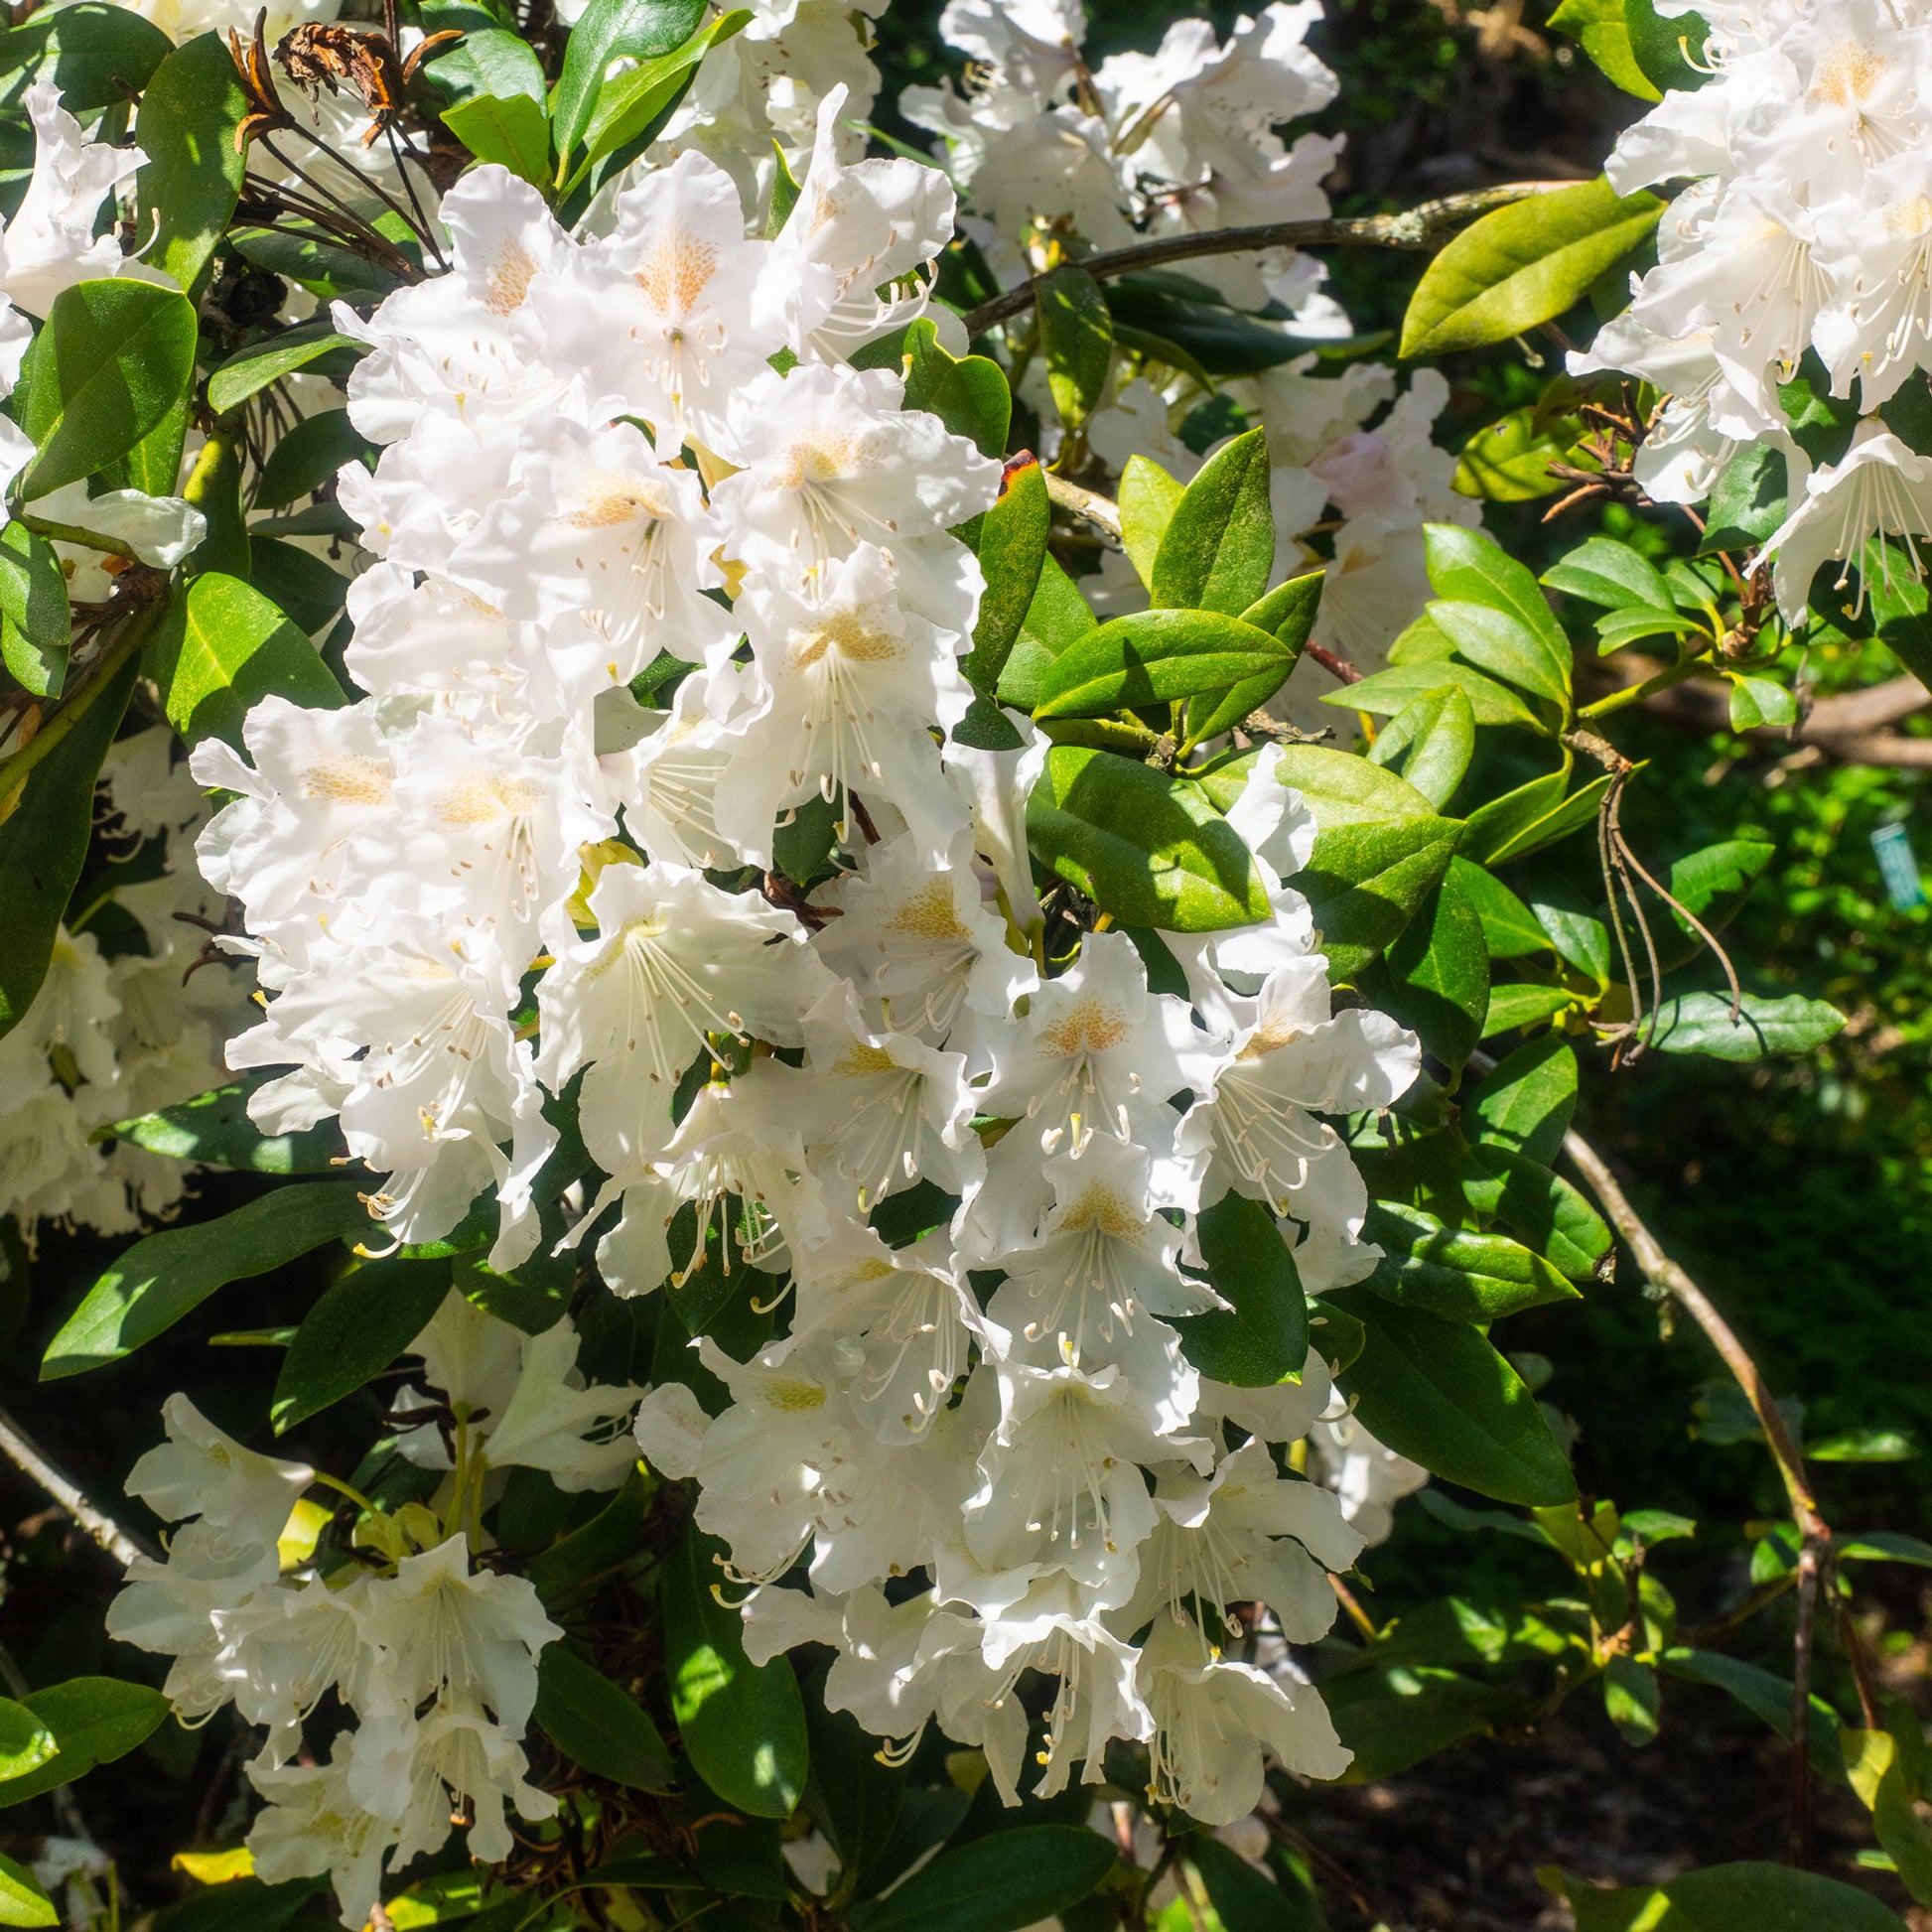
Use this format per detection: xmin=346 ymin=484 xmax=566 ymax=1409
xmin=0 ymin=646 xmax=138 ymax=1040
xmin=896 ymin=319 xmax=1011 ymax=460
xmin=1151 ymin=426 xmax=1275 ymax=618
xmin=1186 ymin=1836 xmax=1322 ymax=1932
xmin=529 ymin=1465 xmax=648 ymax=1597
xmin=252 ymin=538 xmax=351 ymax=637
xmin=272 ymin=1258 xmax=455 ymax=1433
xmin=1808 ymin=1428 xmax=1917 ymax=1463
xmin=1664 ymin=841 xmax=1774 ymax=969
xmin=230 ymin=227 xmax=396 ymax=301
xmin=0 ymin=1702 xmax=54 ymax=1784
xmin=1453 ymin=405 xmax=1586 ymax=501
xmin=1425 ymin=523 xmax=1570 ymax=662
xmin=1227 ymin=742 xmax=1437 ymax=827
xmin=1481 ymin=982 xmax=1578 ymax=1035
xmin=1836 ymin=1530 xmax=1932 ymax=1570
xmin=1657 ymin=1651 xmax=1843 ymax=1776
xmin=427 ymin=25 xmax=547 ymax=104
xmin=1431 ymin=600 xmax=1572 ymax=711
xmin=534 ymin=1645 xmax=675 ymax=1792
xmin=0 ymin=522 xmax=70 ymax=699
xmin=0 ymin=1679 xmax=169 ymax=1809
xmin=1470 ymin=1034 xmax=1578 ymax=1165
xmin=1547 ymin=0 xmax=1661 ymax=94
xmin=1368 ymin=685 xmax=1475 ymax=809
xmin=553 ymin=0 xmax=706 ymax=163
xmin=1451 ymin=857 xmax=1548 ymax=958
xmin=134 ymin=33 xmax=249 ymax=303
xmin=1119 ymin=454 xmax=1184 ymax=589
xmin=152 ymin=571 xmax=345 ymax=748
xmin=0 ymin=1855 xmax=55 ymax=1928
xmin=1036 ymin=264 xmax=1112 ymax=430
xmin=182 ymin=428 xmax=249 ymax=581
xmin=207 ymin=326 xmax=367 ymax=416
xmin=1365 ymin=1202 xmax=1578 ymax=1321
xmin=1701 ymin=443 xmax=1788 ymax=554
xmin=1291 ymin=812 xmax=1464 ymax=983
xmin=43 ymin=1180 xmax=372 ymax=1379
xmin=800 ymin=1665 xmax=906 ymax=1896
xmin=1326 ymin=659 xmax=1545 ymax=733
xmin=1027 ymin=747 xmax=1272 ymax=932
xmin=1321 ymin=1663 xmax=1521 ymax=1781
xmin=958 ymin=455 xmax=1049 ymax=708
xmin=1337 ymin=1297 xmax=1577 ymax=1505
xmin=101 ymin=1074 xmax=349 ymax=1174
xmin=1526 ymin=876 xmax=1611 ymax=984
xmin=1378 ymin=863 xmax=1490 ymax=1064
xmin=856 ymin=1826 xmax=1116 ymax=1932
xmin=1846 ymin=1726 xmax=1932 ymax=1907
xmin=1459 ymin=769 xmax=1574 ymax=867
xmin=0 ymin=4 xmax=171 ymax=110
xmin=1463 ymin=1145 xmax=1611 ymax=1282
xmin=445 ymin=91 xmax=551 ymax=185
xmin=255 ymin=409 xmax=377 ymax=511
xmin=1592 ymin=603 xmax=1702 ymax=653
xmin=664 ymin=1526 xmax=808 ymax=1818
xmin=1170 ymin=1193 xmax=1310 ymax=1386
xmin=575 ymin=9 xmax=749 ymax=177
xmin=1727 ymin=672 xmax=1797 ymax=731
xmin=1624 ymin=0 xmax=1713 ymax=91
xmin=1399 ymin=179 xmax=1664 ymax=358
xmin=17 ymin=280 xmax=199 ymax=498
xmin=1650 ymin=991 xmax=1845 ymax=1060
xmin=1551 ymin=1863 xmax=1905 ymax=1932
xmin=1543 ymin=535 xmax=1675 ymax=613
xmin=1185 ymin=571 xmax=1323 ymax=742
xmin=1103 ymin=273 xmax=1307 ymax=375
xmin=1034 ymin=609 xmax=1298 ymax=719
xmin=1602 ymin=1656 xmax=1661 ymax=1746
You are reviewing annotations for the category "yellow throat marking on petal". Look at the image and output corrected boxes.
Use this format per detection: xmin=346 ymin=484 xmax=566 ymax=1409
xmin=888 ymin=882 xmax=971 ymax=942
xmin=1039 ymin=998 xmax=1131 ymax=1057
xmin=789 ymin=608 xmax=903 ymax=669
xmin=1237 ymin=1017 xmax=1303 ymax=1061
xmin=766 ymin=1377 xmax=828 ymax=1412
xmin=437 ymin=773 xmax=543 ymax=826
xmin=836 ymin=1041 xmax=901 ymax=1076
xmin=301 ymin=755 xmax=393 ymax=807
xmin=1058 ymin=1183 xmax=1146 ymax=1239
xmin=482 ymin=237 xmax=539 ymax=316
xmin=1813 ymin=39 xmax=1887 ymax=106
xmin=566 ymin=473 xmax=676 ymax=530
xmin=633 ymin=227 xmax=721 ymax=316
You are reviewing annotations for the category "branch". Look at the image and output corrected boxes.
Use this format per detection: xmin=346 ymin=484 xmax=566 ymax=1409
xmin=960 ymin=182 xmax=1571 ymax=336
xmin=1558 ymin=1124 xmax=1830 ymax=1864
xmin=0 ymin=1407 xmax=156 ymax=1569
xmin=1043 ymin=470 xmax=1121 ymax=542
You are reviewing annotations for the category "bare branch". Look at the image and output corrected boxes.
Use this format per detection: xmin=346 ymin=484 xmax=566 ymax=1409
xmin=0 ymin=1408 xmax=157 ymax=1570
xmin=960 ymin=182 xmax=1571 ymax=336
xmin=1043 ymin=471 xmax=1122 ymax=543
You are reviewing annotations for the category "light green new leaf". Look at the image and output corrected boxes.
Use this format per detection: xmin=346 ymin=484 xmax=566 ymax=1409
xmin=1546 ymin=0 xmax=1661 ymax=95
xmin=534 ymin=1645 xmax=675 ymax=1793
xmin=133 ymin=33 xmax=249 ymax=302
xmin=152 ymin=571 xmax=345 ymax=748
xmin=1365 ymin=1202 xmax=1578 ymax=1322
xmin=1542 ymin=534 xmax=1675 ymax=613
xmin=858 ymin=1827 xmax=1117 ymax=1932
xmin=1453 ymin=405 xmax=1590 ymax=500
xmin=17 ymin=281 xmax=199 ymax=499
xmin=1727 ymin=672 xmax=1798 ymax=731
xmin=427 ymin=25 xmax=547 ymax=104
xmin=1169 ymin=1193 xmax=1309 ymax=1386
xmin=0 ymin=1680 xmax=169 ymax=1809
xmin=0 ymin=1854 xmax=55 ymax=1928
xmin=0 ymin=648 xmax=138 ymax=1041
xmin=1460 ymin=768 xmax=1598 ymax=867
xmin=1151 ymin=425 xmax=1274 ymax=618
xmin=272 ymin=1258 xmax=456 ymax=1433
xmin=1036 ymin=264 xmax=1112 ymax=430
xmin=1601 ymin=1656 xmax=1661 ymax=1746
xmin=1481 ymin=982 xmax=1579 ymax=1035
xmin=44 ymin=1180 xmax=372 ymax=1378
xmin=1185 ymin=571 xmax=1323 ymax=742
xmin=665 ymin=1526 xmax=808 ymax=1817
xmin=1119 ymin=454 xmax=1184 ymax=588
xmin=1430 ymin=599 xmax=1573 ymax=710
xmin=207 ymin=325 xmax=365 ymax=416
xmin=1593 ymin=603 xmax=1702 ymax=652
xmin=1027 ymin=747 xmax=1271 ymax=932
xmin=1400 ymin=178 xmax=1664 ymax=358
xmin=1337 ymin=1298 xmax=1578 ymax=1505
xmin=1326 ymin=660 xmax=1545 ymax=733
xmin=0 ymin=1702 xmax=54 ymax=1784
xmin=0 ymin=522 xmax=70 ymax=699
xmin=576 ymin=10 xmax=751 ymax=177
xmin=1033 ymin=608 xmax=1297 ymax=719
xmin=1550 ymin=1862 xmax=1906 ymax=1932
xmin=1425 ymin=522 xmax=1570 ymax=658
xmin=1650 ymin=992 xmax=1845 ymax=1060
xmin=553 ymin=0 xmax=706 ymax=164
xmin=1369 ymin=686 xmax=1475 ymax=810
xmin=1844 ymin=1728 xmax=1932 ymax=1907
xmin=444 ymin=91 xmax=551 ymax=186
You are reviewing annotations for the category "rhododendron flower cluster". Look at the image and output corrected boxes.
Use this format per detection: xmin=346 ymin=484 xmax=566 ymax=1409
xmin=1581 ymin=0 xmax=1932 ymax=619
xmin=104 ymin=93 xmax=1426 ymax=1896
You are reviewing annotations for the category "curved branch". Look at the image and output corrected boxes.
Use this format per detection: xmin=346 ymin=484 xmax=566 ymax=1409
xmin=960 ymin=182 xmax=1571 ymax=336
xmin=0 ymin=1407 xmax=156 ymax=1570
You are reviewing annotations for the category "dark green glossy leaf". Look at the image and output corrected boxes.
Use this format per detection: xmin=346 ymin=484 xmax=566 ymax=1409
xmin=101 ymin=1073 xmax=350 ymax=1174
xmin=1151 ymin=426 xmax=1274 ymax=618
xmin=1378 ymin=864 xmax=1490 ymax=1065
xmin=1185 ymin=571 xmax=1323 ymax=742
xmin=229 ymin=228 xmax=396 ymax=301
xmin=1036 ymin=264 xmax=1112 ymax=430
xmin=134 ymin=33 xmax=249 ymax=302
xmin=553 ymin=0 xmax=706 ymax=162
xmin=664 ymin=1525 xmax=808 ymax=1818
xmin=1026 ymin=746 xmax=1271 ymax=931
xmin=272 ymin=1258 xmax=454 ymax=1433
xmin=207 ymin=325 xmax=367 ymax=416
xmin=1625 ymin=0 xmax=1712 ymax=91
xmin=534 ymin=1644 xmax=674 ymax=1792
xmin=856 ymin=1825 xmax=1116 ymax=1932
xmin=0 ymin=4 xmax=171 ymax=110
xmin=255 ymin=409 xmax=377 ymax=511
xmin=1320 ymin=1662 xmax=1521 ymax=1782
xmin=958 ymin=454 xmax=1049 ymax=710
xmin=151 ymin=571 xmax=345 ymax=749
xmin=1365 ymin=1202 xmax=1578 ymax=1321
xmin=0 ymin=522 xmax=69 ymax=699
xmin=1337 ymin=1297 xmax=1578 ymax=1505
xmin=18 ymin=280 xmax=199 ymax=498
xmin=1462 ymin=1146 xmax=1610 ymax=1282
xmin=1399 ymin=179 xmax=1664 ymax=358
xmin=1469 ymin=1034 xmax=1578 ymax=1164
xmin=897 ymin=318 xmax=1010 ymax=460
xmin=0 ymin=648 xmax=137 ymax=1039
xmin=1170 ymin=1193 xmax=1309 ymax=1386
xmin=251 ymin=538 xmax=351 ymax=637
xmin=1551 ymin=1862 xmax=1904 ymax=1932
xmin=576 ymin=10 xmax=749 ymax=176
xmin=1701 ymin=443 xmax=1788 ymax=555
xmin=529 ymin=1465 xmax=648 ymax=1597
xmin=1292 ymin=813 xmax=1464 ymax=983
xmin=1034 ymin=608 xmax=1296 ymax=719
xmin=0 ymin=1680 xmax=169 ymax=1809
xmin=1649 ymin=992 xmax=1845 ymax=1060
xmin=1659 ymin=839 xmax=1773 ymax=969
xmin=1451 ymin=856 xmax=1548 ymax=958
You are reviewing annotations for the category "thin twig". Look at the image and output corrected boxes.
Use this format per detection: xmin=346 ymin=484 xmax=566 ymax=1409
xmin=0 ymin=1408 xmax=157 ymax=1569
xmin=1043 ymin=470 xmax=1122 ymax=543
xmin=961 ymin=182 xmax=1568 ymax=335
xmin=1835 ymin=1596 xmax=1882 ymax=1733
